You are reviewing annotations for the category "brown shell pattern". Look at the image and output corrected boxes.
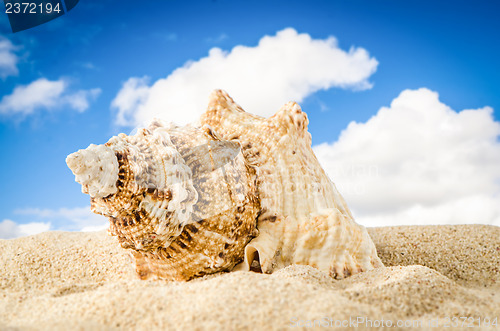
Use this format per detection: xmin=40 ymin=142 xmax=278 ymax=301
xmin=66 ymin=90 xmax=383 ymax=281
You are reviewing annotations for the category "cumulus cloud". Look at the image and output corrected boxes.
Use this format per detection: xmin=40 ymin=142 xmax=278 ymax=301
xmin=15 ymin=206 xmax=108 ymax=232
xmin=64 ymin=88 xmax=102 ymax=112
xmin=112 ymin=28 xmax=378 ymax=126
xmin=0 ymin=219 xmax=51 ymax=239
xmin=1 ymin=206 xmax=108 ymax=239
xmin=0 ymin=78 xmax=101 ymax=116
xmin=314 ymin=88 xmax=500 ymax=227
xmin=0 ymin=36 xmax=19 ymax=79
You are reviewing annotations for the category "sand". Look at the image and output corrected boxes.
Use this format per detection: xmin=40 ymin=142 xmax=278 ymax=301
xmin=0 ymin=225 xmax=499 ymax=330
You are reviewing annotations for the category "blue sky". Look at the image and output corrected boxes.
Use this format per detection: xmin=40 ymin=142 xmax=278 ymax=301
xmin=1 ymin=0 xmax=499 ymax=238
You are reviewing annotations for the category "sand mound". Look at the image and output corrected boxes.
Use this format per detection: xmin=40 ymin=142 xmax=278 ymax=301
xmin=1 ymin=225 xmax=499 ymax=330
xmin=368 ymin=225 xmax=500 ymax=288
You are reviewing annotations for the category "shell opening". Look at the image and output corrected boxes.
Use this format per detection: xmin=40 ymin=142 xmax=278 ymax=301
xmin=244 ymin=244 xmax=263 ymax=273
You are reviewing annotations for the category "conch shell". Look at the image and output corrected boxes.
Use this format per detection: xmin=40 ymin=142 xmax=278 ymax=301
xmin=66 ymin=90 xmax=383 ymax=281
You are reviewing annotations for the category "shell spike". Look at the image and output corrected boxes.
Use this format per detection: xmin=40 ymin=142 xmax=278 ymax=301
xmin=268 ymin=101 xmax=309 ymax=135
xmin=66 ymin=144 xmax=119 ymax=198
xmin=67 ymin=89 xmax=383 ymax=281
xmin=208 ymin=89 xmax=241 ymax=112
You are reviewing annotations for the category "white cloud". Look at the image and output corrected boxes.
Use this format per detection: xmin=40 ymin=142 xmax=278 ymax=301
xmin=64 ymin=88 xmax=101 ymax=112
xmin=15 ymin=206 xmax=108 ymax=232
xmin=1 ymin=206 xmax=108 ymax=239
xmin=112 ymin=28 xmax=378 ymax=127
xmin=0 ymin=78 xmax=101 ymax=116
xmin=314 ymin=88 xmax=500 ymax=227
xmin=112 ymin=77 xmax=151 ymax=126
xmin=0 ymin=219 xmax=51 ymax=239
xmin=0 ymin=36 xmax=19 ymax=79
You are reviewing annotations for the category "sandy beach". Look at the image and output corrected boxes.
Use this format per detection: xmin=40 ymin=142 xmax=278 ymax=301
xmin=1 ymin=224 xmax=499 ymax=330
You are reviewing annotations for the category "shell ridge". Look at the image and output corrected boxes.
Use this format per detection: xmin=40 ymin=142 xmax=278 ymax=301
xmin=200 ymin=91 xmax=383 ymax=279
xmin=67 ymin=89 xmax=382 ymax=281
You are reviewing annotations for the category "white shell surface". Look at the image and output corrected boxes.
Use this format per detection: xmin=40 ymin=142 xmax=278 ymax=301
xmin=201 ymin=90 xmax=383 ymax=278
xmin=67 ymin=89 xmax=383 ymax=281
xmin=66 ymin=144 xmax=119 ymax=199
xmin=67 ymin=119 xmax=259 ymax=281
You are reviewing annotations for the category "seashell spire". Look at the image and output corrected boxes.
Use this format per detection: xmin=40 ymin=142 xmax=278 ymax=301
xmin=67 ymin=121 xmax=259 ymax=280
xmin=66 ymin=144 xmax=119 ymax=199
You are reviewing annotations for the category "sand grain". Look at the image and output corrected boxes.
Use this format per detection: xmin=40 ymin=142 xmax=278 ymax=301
xmin=1 ymin=225 xmax=499 ymax=330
